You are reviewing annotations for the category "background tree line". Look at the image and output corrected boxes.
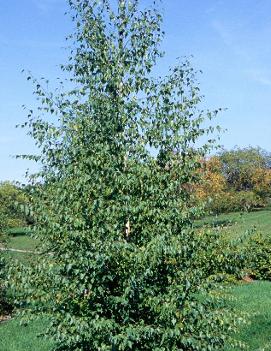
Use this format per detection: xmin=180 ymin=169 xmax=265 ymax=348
xmin=196 ymin=146 xmax=271 ymax=213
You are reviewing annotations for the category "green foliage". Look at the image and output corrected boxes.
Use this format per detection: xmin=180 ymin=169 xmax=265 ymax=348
xmin=245 ymin=232 xmax=271 ymax=281
xmin=197 ymin=210 xmax=271 ymax=282
xmin=0 ymin=238 xmax=12 ymax=316
xmin=0 ymin=255 xmax=13 ymax=317
xmin=209 ymin=190 xmax=264 ymax=214
xmin=0 ymin=256 xmax=6 ymax=315
xmin=14 ymin=1 xmax=242 ymax=350
xmin=196 ymin=147 xmax=271 ymax=214
xmin=219 ymin=146 xmax=271 ymax=191
xmin=0 ymin=181 xmax=30 ymax=229
xmin=0 ymin=185 xmax=8 ymax=316
xmin=193 ymin=227 xmax=248 ymax=283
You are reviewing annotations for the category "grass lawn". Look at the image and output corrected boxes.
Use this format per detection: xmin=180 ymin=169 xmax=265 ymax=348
xmin=7 ymin=235 xmax=38 ymax=251
xmin=0 ymin=317 xmax=53 ymax=351
xmin=197 ymin=208 xmax=271 ymax=241
xmin=7 ymin=227 xmax=38 ymax=251
xmin=225 ymin=281 xmax=271 ymax=351
xmin=1 ymin=227 xmax=40 ymax=263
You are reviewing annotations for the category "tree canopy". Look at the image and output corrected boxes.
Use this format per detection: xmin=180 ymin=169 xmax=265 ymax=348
xmin=13 ymin=1 xmax=242 ymax=350
xmin=219 ymin=146 xmax=271 ymax=192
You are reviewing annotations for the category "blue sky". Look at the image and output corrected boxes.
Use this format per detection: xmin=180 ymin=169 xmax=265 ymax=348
xmin=1 ymin=0 xmax=271 ymax=181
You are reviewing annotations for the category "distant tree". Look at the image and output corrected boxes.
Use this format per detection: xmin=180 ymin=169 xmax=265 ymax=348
xmin=219 ymin=146 xmax=271 ymax=193
xmin=15 ymin=1 xmax=242 ymax=350
xmin=195 ymin=148 xmax=271 ymax=213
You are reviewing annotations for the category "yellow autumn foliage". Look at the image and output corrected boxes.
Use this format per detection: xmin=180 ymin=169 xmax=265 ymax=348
xmin=195 ymin=157 xmax=226 ymax=202
xmin=251 ymin=168 xmax=271 ymax=197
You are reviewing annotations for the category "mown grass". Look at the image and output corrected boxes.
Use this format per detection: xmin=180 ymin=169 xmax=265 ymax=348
xmin=225 ymin=281 xmax=271 ymax=351
xmin=2 ymin=227 xmax=40 ymax=263
xmin=0 ymin=317 xmax=53 ymax=351
xmin=197 ymin=208 xmax=271 ymax=241
xmin=7 ymin=227 xmax=38 ymax=251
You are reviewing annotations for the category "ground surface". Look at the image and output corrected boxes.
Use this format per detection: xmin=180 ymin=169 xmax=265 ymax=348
xmin=198 ymin=208 xmax=271 ymax=241
xmin=0 ymin=317 xmax=53 ymax=351
xmin=0 ymin=210 xmax=271 ymax=350
xmin=225 ymin=281 xmax=271 ymax=351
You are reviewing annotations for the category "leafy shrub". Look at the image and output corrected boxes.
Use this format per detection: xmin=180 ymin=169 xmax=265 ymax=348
xmin=214 ymin=230 xmax=271 ymax=282
xmin=232 ymin=191 xmax=265 ymax=212
xmin=205 ymin=229 xmax=271 ymax=283
xmin=14 ymin=226 xmax=244 ymax=351
xmin=194 ymin=229 xmax=247 ymax=282
xmin=0 ymin=258 xmax=5 ymax=315
xmin=245 ymin=233 xmax=271 ymax=281
xmin=0 ymin=211 xmax=12 ymax=316
xmin=0 ymin=212 xmax=8 ymax=236
xmin=0 ymin=257 xmax=12 ymax=316
xmin=0 ymin=209 xmax=6 ymax=314
xmin=208 ymin=190 xmax=265 ymax=214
